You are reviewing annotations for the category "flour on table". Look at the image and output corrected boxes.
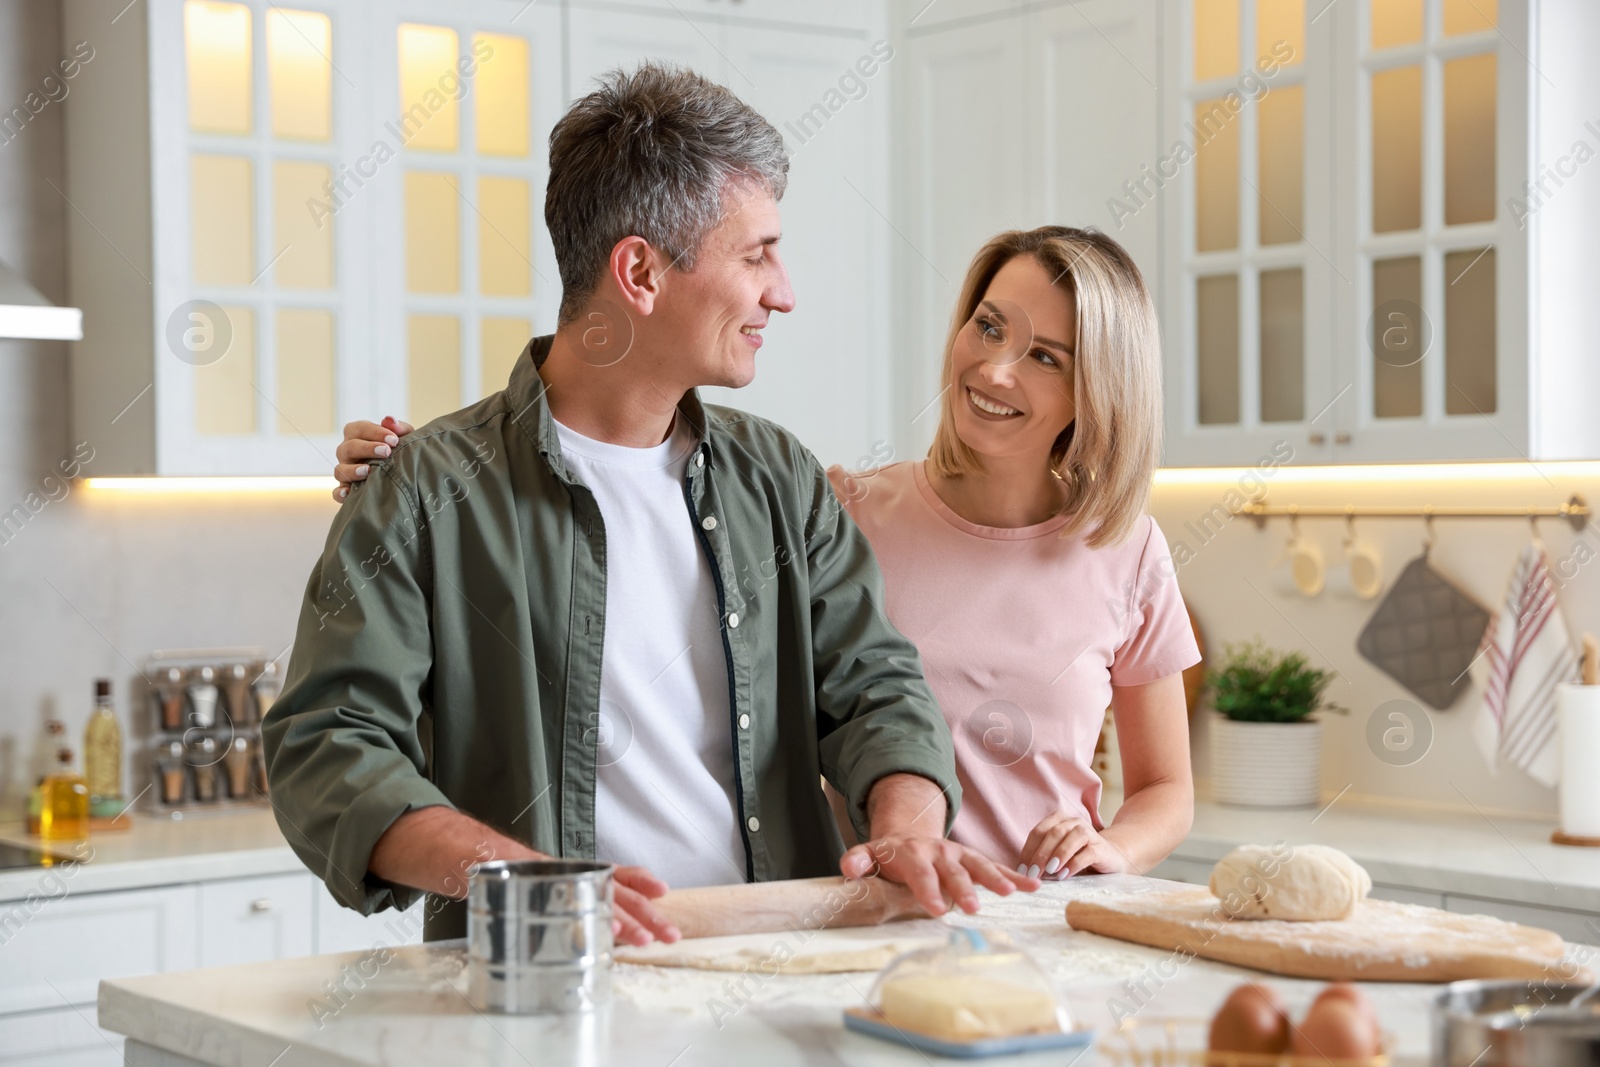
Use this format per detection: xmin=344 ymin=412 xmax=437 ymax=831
xmin=613 ymin=881 xmax=1163 ymax=1019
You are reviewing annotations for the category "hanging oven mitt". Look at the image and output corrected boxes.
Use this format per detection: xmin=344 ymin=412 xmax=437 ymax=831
xmin=1356 ymin=553 xmax=1490 ymax=710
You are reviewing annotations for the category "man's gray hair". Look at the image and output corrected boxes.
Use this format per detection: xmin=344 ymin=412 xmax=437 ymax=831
xmin=546 ymin=62 xmax=790 ymax=326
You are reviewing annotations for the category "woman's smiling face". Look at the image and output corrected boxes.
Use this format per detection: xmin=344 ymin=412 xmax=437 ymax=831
xmin=949 ymin=254 xmax=1077 ymax=463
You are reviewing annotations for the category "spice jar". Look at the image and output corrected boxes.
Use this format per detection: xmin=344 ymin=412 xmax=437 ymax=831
xmin=157 ymin=741 xmax=187 ymax=804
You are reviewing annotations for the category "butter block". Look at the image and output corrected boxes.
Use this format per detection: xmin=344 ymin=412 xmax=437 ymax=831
xmin=878 ymin=974 xmax=1059 ymax=1040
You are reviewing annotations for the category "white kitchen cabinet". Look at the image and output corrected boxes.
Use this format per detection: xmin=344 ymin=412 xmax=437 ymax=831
xmin=63 ymin=0 xmax=561 ymax=475
xmin=566 ymin=2 xmax=895 ymax=466
xmin=65 ymin=0 xmax=372 ymax=475
xmin=196 ymin=872 xmax=314 ymax=967
xmin=0 ymin=883 xmax=198 ymax=1016
xmin=1160 ymin=0 xmax=1600 ymax=466
xmin=363 ymin=1 xmax=564 ymax=431
xmin=697 ymin=21 xmax=894 ymax=467
xmin=891 ymin=0 xmax=1160 ymax=457
xmin=313 ymin=881 xmax=425 ymax=954
xmin=66 ymin=0 xmax=890 ymax=474
xmin=0 ymin=1006 xmax=125 ymax=1067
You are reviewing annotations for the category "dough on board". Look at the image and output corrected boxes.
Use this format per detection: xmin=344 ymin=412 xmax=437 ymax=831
xmin=614 ymin=927 xmax=946 ymax=974
xmin=1209 ymin=844 xmax=1372 ymax=921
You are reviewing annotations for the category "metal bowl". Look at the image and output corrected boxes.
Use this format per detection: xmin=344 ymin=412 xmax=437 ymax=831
xmin=1433 ymin=978 xmax=1600 ymax=1067
xmin=466 ymin=858 xmax=614 ymax=1014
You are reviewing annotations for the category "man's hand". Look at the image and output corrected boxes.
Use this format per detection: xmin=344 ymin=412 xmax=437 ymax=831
xmin=1017 ymin=810 xmax=1135 ymax=879
xmin=840 ymin=835 xmax=1038 ymax=916
xmin=839 ymin=772 xmax=1039 ymax=916
xmin=369 ymin=807 xmax=681 ymax=946
xmin=610 ymin=865 xmax=681 ymax=947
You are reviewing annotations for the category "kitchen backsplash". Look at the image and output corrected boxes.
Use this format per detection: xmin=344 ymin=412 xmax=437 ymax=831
xmin=1149 ymin=473 xmax=1596 ymax=821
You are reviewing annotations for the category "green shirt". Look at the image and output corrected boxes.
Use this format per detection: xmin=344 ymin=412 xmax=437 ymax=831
xmin=263 ymin=336 xmax=959 ymax=939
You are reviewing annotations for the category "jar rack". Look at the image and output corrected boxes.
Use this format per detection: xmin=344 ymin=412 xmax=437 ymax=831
xmin=140 ymin=647 xmax=282 ymax=818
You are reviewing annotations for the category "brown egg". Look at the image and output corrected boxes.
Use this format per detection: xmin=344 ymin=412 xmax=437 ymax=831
xmin=1208 ymin=982 xmax=1291 ymax=1055
xmin=1310 ymin=982 xmax=1381 ymax=1040
xmin=1290 ymin=996 xmax=1382 ymax=1063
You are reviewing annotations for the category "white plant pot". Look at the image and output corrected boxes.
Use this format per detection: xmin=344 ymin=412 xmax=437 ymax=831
xmin=1209 ymin=714 xmax=1323 ymax=808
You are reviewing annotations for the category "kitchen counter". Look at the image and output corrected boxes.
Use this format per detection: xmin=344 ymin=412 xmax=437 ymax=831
xmin=98 ymin=872 xmax=1582 ymax=1067
xmin=1126 ymin=791 xmax=1600 ymax=917
xmin=0 ymin=807 xmax=299 ymax=901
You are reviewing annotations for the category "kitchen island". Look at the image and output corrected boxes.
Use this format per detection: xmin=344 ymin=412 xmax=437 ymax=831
xmin=97 ymin=873 xmax=1561 ymax=1066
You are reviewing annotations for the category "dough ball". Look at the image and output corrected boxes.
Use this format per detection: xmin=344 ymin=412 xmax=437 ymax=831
xmin=1209 ymin=844 xmax=1372 ymax=921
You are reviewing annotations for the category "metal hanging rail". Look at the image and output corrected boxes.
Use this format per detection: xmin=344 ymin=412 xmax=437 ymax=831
xmin=1242 ymin=495 xmax=1591 ymax=532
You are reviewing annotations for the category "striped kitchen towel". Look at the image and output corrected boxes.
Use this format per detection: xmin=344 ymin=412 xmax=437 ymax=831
xmin=1470 ymin=542 xmax=1577 ymax=786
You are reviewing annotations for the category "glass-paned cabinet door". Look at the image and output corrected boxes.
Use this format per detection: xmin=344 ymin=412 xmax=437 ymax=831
xmin=1161 ymin=0 xmax=1336 ymax=467
xmin=367 ymin=2 xmax=562 ymax=432
xmin=151 ymin=0 xmax=369 ymax=474
xmin=1330 ymin=0 xmax=1527 ymax=462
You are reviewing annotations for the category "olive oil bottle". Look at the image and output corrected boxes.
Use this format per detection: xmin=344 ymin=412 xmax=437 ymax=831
xmin=84 ymin=678 xmax=124 ymax=818
xmin=40 ymin=721 xmax=88 ymax=841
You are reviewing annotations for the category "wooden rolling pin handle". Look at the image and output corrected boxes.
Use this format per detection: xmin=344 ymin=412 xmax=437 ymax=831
xmin=651 ymin=876 xmax=929 ymax=940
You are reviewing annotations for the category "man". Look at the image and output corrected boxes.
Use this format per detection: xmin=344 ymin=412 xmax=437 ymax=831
xmin=264 ymin=63 xmax=1035 ymax=944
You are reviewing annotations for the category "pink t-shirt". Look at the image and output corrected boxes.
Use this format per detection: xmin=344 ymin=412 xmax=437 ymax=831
xmin=828 ymin=460 xmax=1199 ymax=865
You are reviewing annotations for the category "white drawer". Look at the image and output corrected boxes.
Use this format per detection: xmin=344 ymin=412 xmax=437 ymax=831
xmin=0 ymin=1005 xmax=123 ymax=1065
xmin=197 ymin=873 xmax=315 ymax=968
xmin=0 ymin=883 xmax=198 ymax=1015
xmin=1443 ymin=894 xmax=1600 ymax=945
xmin=313 ymin=882 xmax=424 ymax=956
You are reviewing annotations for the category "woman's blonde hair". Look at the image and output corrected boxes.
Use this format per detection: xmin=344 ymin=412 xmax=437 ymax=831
xmin=926 ymin=226 xmax=1162 ymax=548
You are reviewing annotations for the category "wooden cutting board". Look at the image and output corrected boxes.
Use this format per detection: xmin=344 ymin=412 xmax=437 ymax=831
xmin=1066 ymin=885 xmax=1588 ymax=982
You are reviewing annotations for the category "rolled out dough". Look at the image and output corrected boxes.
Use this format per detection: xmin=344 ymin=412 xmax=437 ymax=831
xmin=614 ymin=925 xmax=946 ymax=974
xmin=1209 ymin=843 xmax=1372 ymax=921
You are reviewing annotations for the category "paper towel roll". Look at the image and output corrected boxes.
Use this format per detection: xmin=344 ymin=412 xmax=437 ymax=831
xmin=1558 ymin=684 xmax=1600 ymax=837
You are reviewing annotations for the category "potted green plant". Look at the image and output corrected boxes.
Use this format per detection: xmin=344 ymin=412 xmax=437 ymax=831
xmin=1207 ymin=641 xmax=1341 ymax=808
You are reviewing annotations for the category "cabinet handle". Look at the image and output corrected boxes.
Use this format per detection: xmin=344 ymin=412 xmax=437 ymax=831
xmin=250 ymin=898 xmax=273 ymax=913
xmin=1335 ymin=433 xmax=1352 ymax=445
xmin=1309 ymin=432 xmax=1326 ymax=445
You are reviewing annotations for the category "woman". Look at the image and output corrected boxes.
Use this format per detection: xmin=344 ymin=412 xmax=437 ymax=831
xmin=333 ymin=226 xmax=1197 ymax=880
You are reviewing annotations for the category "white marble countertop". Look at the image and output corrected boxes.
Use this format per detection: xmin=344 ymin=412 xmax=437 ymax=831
xmin=1127 ymin=791 xmax=1600 ymax=914
xmin=0 ymin=808 xmax=301 ymax=901
xmin=6 ymin=790 xmax=1598 ymax=920
xmin=98 ymin=875 xmax=1484 ymax=1067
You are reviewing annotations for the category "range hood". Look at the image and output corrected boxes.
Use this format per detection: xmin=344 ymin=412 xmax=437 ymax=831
xmin=0 ymin=260 xmax=82 ymax=340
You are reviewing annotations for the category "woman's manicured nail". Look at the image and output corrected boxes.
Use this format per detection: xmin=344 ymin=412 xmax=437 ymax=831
xmin=1027 ymin=864 xmax=1040 ymax=879
xmin=1016 ymin=863 xmax=1027 ymax=875
xmin=355 ymin=464 xmax=369 ymax=477
xmin=384 ymin=434 xmax=399 ymax=446
xmin=336 ymin=487 xmax=348 ymax=499
xmin=375 ymin=444 xmax=391 ymax=458
xmin=1045 ymin=858 xmax=1061 ymax=874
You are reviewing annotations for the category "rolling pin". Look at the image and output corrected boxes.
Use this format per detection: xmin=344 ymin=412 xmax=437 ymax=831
xmin=652 ymin=876 xmax=929 ymax=939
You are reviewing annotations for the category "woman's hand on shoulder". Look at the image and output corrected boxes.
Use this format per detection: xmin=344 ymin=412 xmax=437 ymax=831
xmin=1018 ymin=810 xmax=1134 ymax=879
xmin=333 ymin=416 xmax=413 ymax=501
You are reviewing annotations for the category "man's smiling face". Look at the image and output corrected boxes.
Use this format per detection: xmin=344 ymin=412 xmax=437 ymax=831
xmin=649 ymin=184 xmax=797 ymax=390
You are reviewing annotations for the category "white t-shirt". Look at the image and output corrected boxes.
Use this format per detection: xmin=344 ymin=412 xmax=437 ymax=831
xmin=554 ymin=415 xmax=746 ymax=889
